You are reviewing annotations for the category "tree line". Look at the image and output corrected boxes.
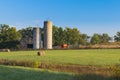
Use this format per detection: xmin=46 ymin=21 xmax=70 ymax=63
xmin=53 ymin=26 xmax=111 ymax=46
xmin=0 ymin=24 xmax=120 ymax=49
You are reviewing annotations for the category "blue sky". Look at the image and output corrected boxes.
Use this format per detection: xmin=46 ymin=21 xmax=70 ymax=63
xmin=0 ymin=0 xmax=120 ymax=36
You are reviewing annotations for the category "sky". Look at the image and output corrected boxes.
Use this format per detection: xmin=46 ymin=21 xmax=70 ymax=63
xmin=0 ymin=0 xmax=120 ymax=36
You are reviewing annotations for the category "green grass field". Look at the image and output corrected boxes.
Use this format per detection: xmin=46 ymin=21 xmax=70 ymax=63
xmin=0 ymin=49 xmax=120 ymax=65
xmin=0 ymin=65 xmax=116 ymax=80
xmin=0 ymin=65 xmax=73 ymax=80
xmin=0 ymin=49 xmax=120 ymax=80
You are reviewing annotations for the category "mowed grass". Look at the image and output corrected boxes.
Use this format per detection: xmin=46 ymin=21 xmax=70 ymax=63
xmin=0 ymin=49 xmax=120 ymax=65
xmin=0 ymin=65 xmax=116 ymax=80
xmin=0 ymin=65 xmax=73 ymax=80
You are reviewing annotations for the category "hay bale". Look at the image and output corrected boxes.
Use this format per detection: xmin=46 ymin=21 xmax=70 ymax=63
xmin=0 ymin=49 xmax=10 ymax=52
xmin=6 ymin=49 xmax=10 ymax=52
xmin=37 ymin=51 xmax=45 ymax=56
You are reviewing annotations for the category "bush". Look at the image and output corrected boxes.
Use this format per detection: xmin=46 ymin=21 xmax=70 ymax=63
xmin=32 ymin=61 xmax=39 ymax=68
xmin=0 ymin=59 xmax=39 ymax=68
xmin=111 ymin=64 xmax=120 ymax=80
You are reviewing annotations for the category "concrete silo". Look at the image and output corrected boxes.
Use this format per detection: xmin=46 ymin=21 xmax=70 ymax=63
xmin=44 ymin=21 xmax=52 ymax=49
xmin=33 ymin=27 xmax=40 ymax=49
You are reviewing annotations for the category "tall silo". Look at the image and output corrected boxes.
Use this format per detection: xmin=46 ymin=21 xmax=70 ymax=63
xmin=33 ymin=27 xmax=40 ymax=49
xmin=44 ymin=21 xmax=52 ymax=49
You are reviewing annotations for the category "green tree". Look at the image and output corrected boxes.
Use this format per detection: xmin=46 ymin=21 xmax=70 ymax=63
xmin=0 ymin=24 xmax=9 ymax=43
xmin=18 ymin=27 xmax=33 ymax=38
xmin=114 ymin=32 xmax=120 ymax=42
xmin=53 ymin=26 xmax=80 ymax=46
xmin=65 ymin=27 xmax=72 ymax=45
xmin=0 ymin=24 xmax=21 ymax=49
xmin=90 ymin=33 xmax=101 ymax=45
xmin=57 ymin=27 xmax=66 ymax=45
xmin=65 ymin=27 xmax=80 ymax=45
xmin=52 ymin=26 xmax=59 ymax=46
xmin=18 ymin=27 xmax=33 ymax=49
xmin=52 ymin=26 xmax=66 ymax=46
xmin=79 ymin=34 xmax=90 ymax=45
xmin=101 ymin=33 xmax=110 ymax=43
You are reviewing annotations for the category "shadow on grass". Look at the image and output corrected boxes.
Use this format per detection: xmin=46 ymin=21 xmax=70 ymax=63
xmin=0 ymin=65 xmax=73 ymax=80
xmin=71 ymin=74 xmax=119 ymax=80
xmin=0 ymin=65 xmax=119 ymax=80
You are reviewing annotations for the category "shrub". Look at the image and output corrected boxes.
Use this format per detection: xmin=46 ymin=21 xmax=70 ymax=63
xmin=32 ymin=61 xmax=39 ymax=68
xmin=111 ymin=64 xmax=120 ymax=80
xmin=0 ymin=59 xmax=39 ymax=68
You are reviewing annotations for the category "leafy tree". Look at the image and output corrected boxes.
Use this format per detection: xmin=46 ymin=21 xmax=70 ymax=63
xmin=0 ymin=24 xmax=21 ymax=49
xmin=18 ymin=27 xmax=33 ymax=49
xmin=114 ymin=32 xmax=120 ymax=42
xmin=18 ymin=27 xmax=33 ymax=39
xmin=65 ymin=27 xmax=80 ymax=45
xmin=72 ymin=28 xmax=80 ymax=44
xmin=57 ymin=27 xmax=66 ymax=45
xmin=65 ymin=27 xmax=72 ymax=45
xmin=0 ymin=24 xmax=9 ymax=43
xmin=79 ymin=34 xmax=90 ymax=45
xmin=53 ymin=26 xmax=80 ymax=46
xmin=52 ymin=26 xmax=59 ymax=46
xmin=52 ymin=26 xmax=66 ymax=46
xmin=101 ymin=33 xmax=110 ymax=43
xmin=90 ymin=33 xmax=101 ymax=44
